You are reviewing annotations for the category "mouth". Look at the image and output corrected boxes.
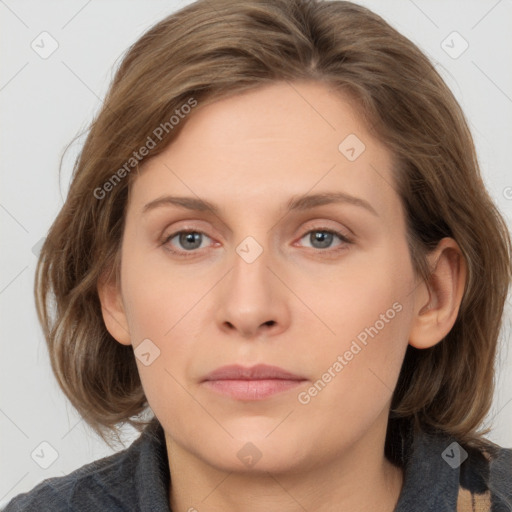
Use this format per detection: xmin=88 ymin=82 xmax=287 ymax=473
xmin=201 ymin=364 xmax=307 ymax=401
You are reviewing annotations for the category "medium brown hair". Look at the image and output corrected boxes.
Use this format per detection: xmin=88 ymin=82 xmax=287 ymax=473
xmin=35 ymin=0 xmax=511 ymax=457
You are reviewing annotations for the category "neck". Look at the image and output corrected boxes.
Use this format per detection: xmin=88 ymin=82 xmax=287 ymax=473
xmin=165 ymin=420 xmax=404 ymax=512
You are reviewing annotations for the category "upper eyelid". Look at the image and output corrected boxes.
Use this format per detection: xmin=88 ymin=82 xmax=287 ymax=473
xmin=162 ymin=217 xmax=353 ymax=236
xmin=163 ymin=223 xmax=350 ymax=237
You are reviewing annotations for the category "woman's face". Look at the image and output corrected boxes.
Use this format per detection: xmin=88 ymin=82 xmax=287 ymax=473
xmin=109 ymin=80 xmax=422 ymax=473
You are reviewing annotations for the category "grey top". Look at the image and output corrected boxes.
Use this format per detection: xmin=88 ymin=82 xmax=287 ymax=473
xmin=3 ymin=417 xmax=511 ymax=511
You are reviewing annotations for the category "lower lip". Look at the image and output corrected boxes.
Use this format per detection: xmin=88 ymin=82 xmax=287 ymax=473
xmin=202 ymin=379 xmax=305 ymax=400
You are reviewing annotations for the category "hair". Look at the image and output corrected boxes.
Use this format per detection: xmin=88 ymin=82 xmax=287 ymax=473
xmin=35 ymin=0 xmax=511 ymax=459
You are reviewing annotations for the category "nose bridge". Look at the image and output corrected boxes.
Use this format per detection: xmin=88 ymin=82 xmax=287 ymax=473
xmin=230 ymin=233 xmax=273 ymax=302
xmin=214 ymin=229 xmax=289 ymax=337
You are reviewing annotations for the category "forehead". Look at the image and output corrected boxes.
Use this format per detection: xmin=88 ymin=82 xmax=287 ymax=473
xmin=129 ymin=81 xmax=400 ymax=221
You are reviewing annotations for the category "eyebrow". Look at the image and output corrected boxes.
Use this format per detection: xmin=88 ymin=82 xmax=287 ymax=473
xmin=142 ymin=191 xmax=378 ymax=217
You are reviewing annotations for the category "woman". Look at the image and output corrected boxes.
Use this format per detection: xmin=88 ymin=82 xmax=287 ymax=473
xmin=4 ymin=0 xmax=511 ymax=510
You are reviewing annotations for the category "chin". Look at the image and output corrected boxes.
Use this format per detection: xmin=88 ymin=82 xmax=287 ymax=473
xmin=199 ymin=432 xmax=313 ymax=475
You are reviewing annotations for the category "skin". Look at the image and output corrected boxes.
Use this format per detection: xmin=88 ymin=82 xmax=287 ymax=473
xmin=99 ymin=80 xmax=467 ymax=512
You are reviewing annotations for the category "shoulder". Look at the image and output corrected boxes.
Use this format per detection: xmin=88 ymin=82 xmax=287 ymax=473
xmin=486 ymin=443 xmax=512 ymax=502
xmin=456 ymin=441 xmax=512 ymax=510
xmin=1 ymin=481 xmax=69 ymax=512
xmin=1 ymin=434 xmax=146 ymax=512
xmin=394 ymin=424 xmax=512 ymax=512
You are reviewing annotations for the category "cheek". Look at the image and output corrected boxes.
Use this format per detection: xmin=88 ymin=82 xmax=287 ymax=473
xmin=119 ymin=252 xmax=198 ymax=415
xmin=120 ymin=245 xmax=210 ymax=339
xmin=297 ymin=295 xmax=410 ymax=440
xmin=307 ymin=242 xmax=414 ymax=387
xmin=119 ymin=247 xmax=216 ymax=393
xmin=316 ymin=247 xmax=412 ymax=340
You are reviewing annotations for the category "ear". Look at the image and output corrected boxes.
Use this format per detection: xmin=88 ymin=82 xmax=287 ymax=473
xmin=408 ymin=237 xmax=467 ymax=349
xmin=97 ymin=265 xmax=131 ymax=346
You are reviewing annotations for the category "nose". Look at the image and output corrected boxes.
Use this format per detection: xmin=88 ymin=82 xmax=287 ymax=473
xmin=215 ymin=241 xmax=290 ymax=339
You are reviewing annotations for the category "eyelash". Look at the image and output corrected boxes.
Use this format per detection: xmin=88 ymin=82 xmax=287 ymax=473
xmin=160 ymin=227 xmax=353 ymax=259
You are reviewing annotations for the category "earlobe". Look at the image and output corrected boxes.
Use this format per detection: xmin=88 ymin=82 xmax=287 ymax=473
xmin=97 ymin=267 xmax=131 ymax=346
xmin=408 ymin=237 xmax=467 ymax=350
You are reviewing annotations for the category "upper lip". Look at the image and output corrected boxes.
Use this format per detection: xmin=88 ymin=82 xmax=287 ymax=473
xmin=202 ymin=364 xmax=305 ymax=381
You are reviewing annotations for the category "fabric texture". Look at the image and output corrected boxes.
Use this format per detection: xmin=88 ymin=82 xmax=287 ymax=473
xmin=3 ymin=417 xmax=511 ymax=511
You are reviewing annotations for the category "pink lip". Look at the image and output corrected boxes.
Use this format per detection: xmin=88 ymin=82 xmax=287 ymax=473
xmin=201 ymin=364 xmax=307 ymax=400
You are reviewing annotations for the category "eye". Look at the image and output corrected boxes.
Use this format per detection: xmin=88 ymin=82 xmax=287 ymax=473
xmin=161 ymin=227 xmax=353 ymax=258
xmin=297 ymin=228 xmax=352 ymax=253
xmin=162 ymin=230 xmax=213 ymax=256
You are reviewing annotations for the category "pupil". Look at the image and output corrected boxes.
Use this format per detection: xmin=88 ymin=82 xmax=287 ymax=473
xmin=181 ymin=232 xmax=201 ymax=250
xmin=312 ymin=231 xmax=332 ymax=248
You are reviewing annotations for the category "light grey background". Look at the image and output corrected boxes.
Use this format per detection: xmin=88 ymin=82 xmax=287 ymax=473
xmin=1 ymin=0 xmax=511 ymax=506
